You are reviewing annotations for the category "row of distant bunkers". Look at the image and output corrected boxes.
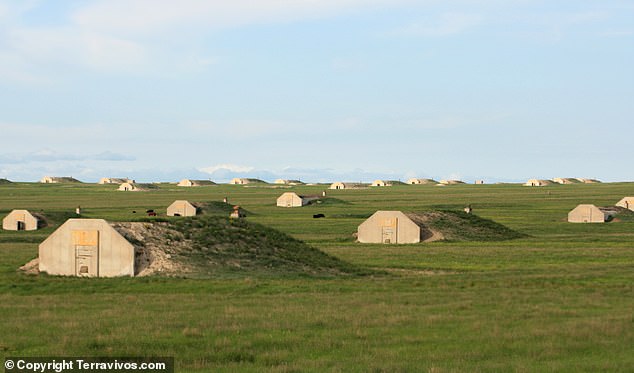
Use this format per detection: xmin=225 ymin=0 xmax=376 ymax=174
xmin=2 ymin=175 xmax=633 ymax=279
xmin=33 ymin=175 xmax=602 ymax=188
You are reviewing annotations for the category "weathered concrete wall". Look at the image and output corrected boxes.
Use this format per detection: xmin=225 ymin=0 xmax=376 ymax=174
xmin=616 ymin=197 xmax=634 ymax=211
xmin=177 ymin=179 xmax=214 ymax=187
xmin=330 ymin=182 xmax=345 ymax=189
xmin=167 ymin=200 xmax=197 ymax=216
xmin=524 ymin=179 xmax=552 ymax=186
xmin=330 ymin=182 xmax=366 ymax=190
xmin=407 ymin=178 xmax=436 ymax=185
xmin=439 ymin=180 xmax=465 ymax=185
xmin=118 ymin=182 xmax=142 ymax=191
xmin=568 ymin=204 xmax=605 ymax=223
xmin=554 ymin=178 xmax=579 ymax=185
xmin=99 ymin=178 xmax=130 ymax=184
xmin=276 ymin=192 xmax=318 ymax=207
xmin=39 ymin=219 xmax=134 ymax=277
xmin=358 ymin=211 xmax=421 ymax=244
xmin=2 ymin=210 xmax=38 ymax=231
xmin=371 ymin=180 xmax=395 ymax=187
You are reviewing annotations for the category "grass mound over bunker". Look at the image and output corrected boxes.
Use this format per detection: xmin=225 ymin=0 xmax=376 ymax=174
xmin=409 ymin=210 xmax=526 ymax=242
xmin=115 ymin=216 xmax=366 ymax=278
xmin=196 ymin=201 xmax=251 ymax=216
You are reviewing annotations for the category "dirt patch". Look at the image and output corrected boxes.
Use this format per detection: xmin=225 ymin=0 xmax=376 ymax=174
xmin=112 ymin=222 xmax=192 ymax=276
xmin=19 ymin=258 xmax=39 ymax=275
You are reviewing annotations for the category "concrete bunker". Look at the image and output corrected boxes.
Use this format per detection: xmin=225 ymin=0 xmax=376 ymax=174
xmin=371 ymin=180 xmax=402 ymax=187
xmin=357 ymin=211 xmax=431 ymax=244
xmin=229 ymin=178 xmax=265 ymax=185
xmin=567 ymin=204 xmax=615 ymax=223
xmin=329 ymin=182 xmax=367 ymax=190
xmin=553 ymin=178 xmax=580 ymax=185
xmin=276 ymin=192 xmax=319 ymax=207
xmin=406 ymin=178 xmax=437 ymax=185
xmin=177 ymin=179 xmax=216 ymax=187
xmin=39 ymin=219 xmax=135 ymax=277
xmin=274 ymin=179 xmax=304 ymax=185
xmin=438 ymin=180 xmax=465 ymax=185
xmin=99 ymin=178 xmax=133 ymax=184
xmin=616 ymin=197 xmax=634 ymax=212
xmin=117 ymin=182 xmax=154 ymax=191
xmin=2 ymin=210 xmax=40 ymax=231
xmin=524 ymin=179 xmax=553 ymax=187
xmin=167 ymin=200 xmax=198 ymax=217
xmin=40 ymin=176 xmax=81 ymax=184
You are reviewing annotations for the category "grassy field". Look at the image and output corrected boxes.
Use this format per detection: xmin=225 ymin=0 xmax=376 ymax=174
xmin=1 ymin=181 xmax=634 ymax=372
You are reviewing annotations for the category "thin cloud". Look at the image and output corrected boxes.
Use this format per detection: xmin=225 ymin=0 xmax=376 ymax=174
xmin=0 ymin=150 xmax=135 ymax=164
xmin=0 ymin=0 xmax=414 ymax=76
xmin=198 ymin=164 xmax=255 ymax=174
xmin=600 ymin=30 xmax=633 ymax=37
xmin=93 ymin=151 xmax=136 ymax=161
xmin=391 ymin=13 xmax=484 ymax=37
xmin=71 ymin=0 xmax=413 ymax=34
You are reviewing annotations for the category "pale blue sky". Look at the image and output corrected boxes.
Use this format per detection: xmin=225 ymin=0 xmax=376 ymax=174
xmin=0 ymin=0 xmax=632 ymax=183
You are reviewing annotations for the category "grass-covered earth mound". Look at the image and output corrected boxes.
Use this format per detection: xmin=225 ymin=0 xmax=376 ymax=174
xmin=0 ymin=178 xmax=12 ymax=184
xmin=114 ymin=216 xmax=365 ymax=278
xmin=195 ymin=201 xmax=251 ymax=216
xmin=408 ymin=210 xmax=525 ymax=242
xmin=311 ymin=197 xmax=351 ymax=206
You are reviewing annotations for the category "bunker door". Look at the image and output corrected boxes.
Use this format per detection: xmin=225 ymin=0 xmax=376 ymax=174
xmin=381 ymin=218 xmax=398 ymax=244
xmin=73 ymin=230 xmax=99 ymax=277
xmin=580 ymin=209 xmax=592 ymax=223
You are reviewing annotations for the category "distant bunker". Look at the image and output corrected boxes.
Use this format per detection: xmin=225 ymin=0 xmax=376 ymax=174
xmin=330 ymin=182 xmax=368 ymax=190
xmin=276 ymin=192 xmax=320 ymax=207
xmin=357 ymin=210 xmax=523 ymax=244
xmin=177 ymin=179 xmax=215 ymax=187
xmin=616 ymin=197 xmax=634 ymax=212
xmin=39 ymin=219 xmax=135 ymax=277
xmin=3 ymin=210 xmax=40 ymax=231
xmin=568 ymin=204 xmax=619 ymax=223
xmin=167 ymin=200 xmax=198 ymax=217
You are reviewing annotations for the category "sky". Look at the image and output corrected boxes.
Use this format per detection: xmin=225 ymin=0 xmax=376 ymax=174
xmin=0 ymin=0 xmax=632 ymax=183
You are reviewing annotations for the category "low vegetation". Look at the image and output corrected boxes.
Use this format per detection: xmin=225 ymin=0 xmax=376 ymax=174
xmin=1 ymin=182 xmax=634 ymax=371
xmin=421 ymin=210 xmax=527 ymax=241
xmin=118 ymin=216 xmax=367 ymax=278
xmin=196 ymin=201 xmax=250 ymax=216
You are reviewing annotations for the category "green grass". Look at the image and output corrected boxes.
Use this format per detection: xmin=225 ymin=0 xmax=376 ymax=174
xmin=167 ymin=216 xmax=367 ymax=278
xmin=1 ymin=182 xmax=634 ymax=371
xmin=425 ymin=210 xmax=527 ymax=241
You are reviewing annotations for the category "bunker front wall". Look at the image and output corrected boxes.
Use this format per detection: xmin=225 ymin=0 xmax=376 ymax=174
xmin=358 ymin=212 xmax=421 ymax=244
xmin=168 ymin=202 xmax=197 ymax=216
xmin=277 ymin=195 xmax=301 ymax=207
xmin=39 ymin=220 xmax=134 ymax=277
xmin=568 ymin=207 xmax=605 ymax=223
xmin=3 ymin=211 xmax=38 ymax=231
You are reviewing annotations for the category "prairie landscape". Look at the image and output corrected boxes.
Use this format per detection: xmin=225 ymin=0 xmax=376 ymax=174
xmin=1 ymin=181 xmax=634 ymax=372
